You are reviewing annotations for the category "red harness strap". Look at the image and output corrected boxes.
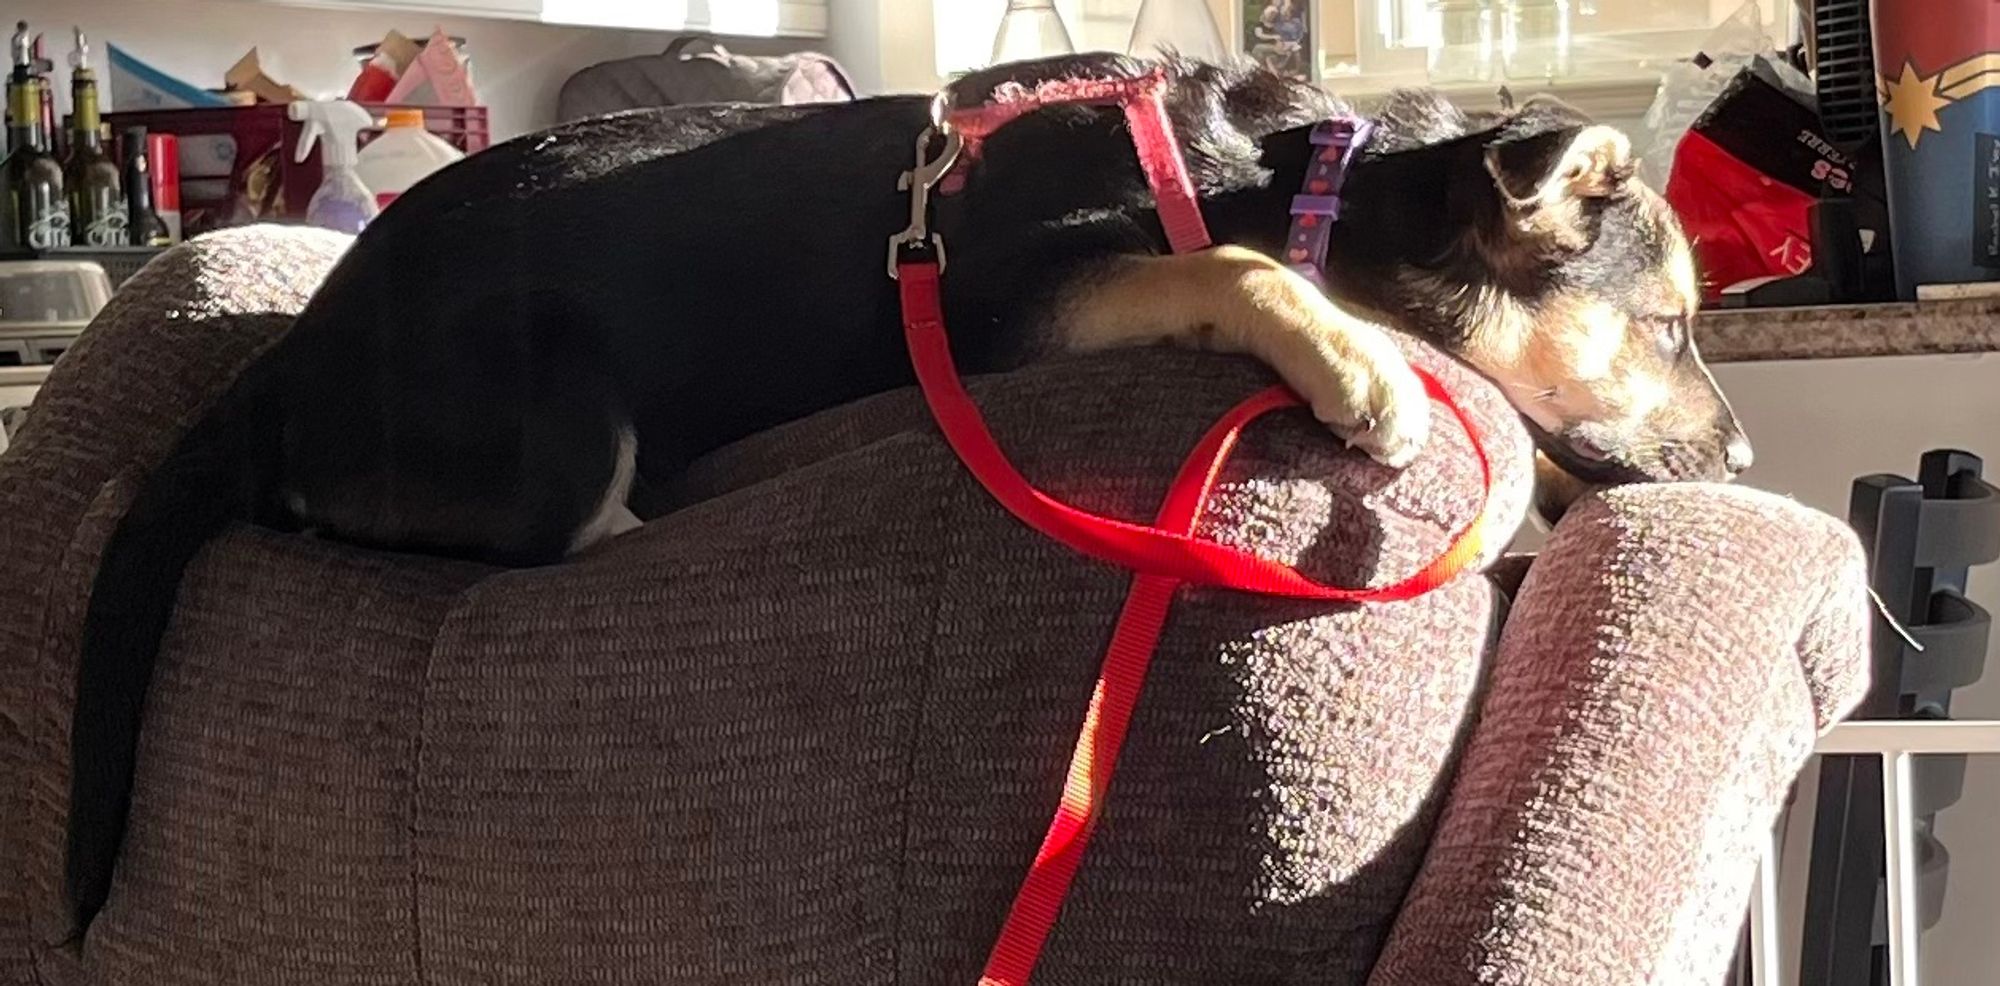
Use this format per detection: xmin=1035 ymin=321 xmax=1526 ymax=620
xmin=949 ymin=72 xmax=1211 ymax=255
xmin=892 ymin=70 xmax=1499 ymax=986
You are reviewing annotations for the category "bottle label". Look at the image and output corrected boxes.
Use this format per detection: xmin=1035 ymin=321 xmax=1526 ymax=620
xmin=83 ymin=207 xmax=128 ymax=248
xmin=8 ymin=81 xmax=38 ymax=133
xmin=73 ymin=81 xmax=99 ymax=132
xmin=27 ymin=207 xmax=71 ymax=249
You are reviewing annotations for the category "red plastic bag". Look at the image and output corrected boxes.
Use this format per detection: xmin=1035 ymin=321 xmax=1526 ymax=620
xmin=1662 ymin=56 xmax=1886 ymax=302
xmin=1666 ymin=129 xmax=1816 ymax=301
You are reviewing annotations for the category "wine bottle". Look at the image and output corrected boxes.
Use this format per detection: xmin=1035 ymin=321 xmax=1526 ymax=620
xmin=122 ymin=127 xmax=168 ymax=247
xmin=3 ymin=22 xmax=68 ymax=250
xmin=65 ymin=29 xmax=123 ymax=247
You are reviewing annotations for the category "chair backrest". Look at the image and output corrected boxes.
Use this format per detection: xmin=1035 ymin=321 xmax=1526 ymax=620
xmin=3 ymin=224 xmax=1539 ymax=984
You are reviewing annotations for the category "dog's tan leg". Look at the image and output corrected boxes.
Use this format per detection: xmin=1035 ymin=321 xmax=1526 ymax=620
xmin=1058 ymin=245 xmax=1430 ymax=467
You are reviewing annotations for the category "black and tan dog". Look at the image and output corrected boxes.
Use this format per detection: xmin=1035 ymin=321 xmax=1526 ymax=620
xmin=69 ymin=53 xmax=1747 ymax=922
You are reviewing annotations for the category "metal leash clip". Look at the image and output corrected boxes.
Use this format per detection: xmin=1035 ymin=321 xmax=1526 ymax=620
xmin=887 ymin=92 xmax=964 ymax=279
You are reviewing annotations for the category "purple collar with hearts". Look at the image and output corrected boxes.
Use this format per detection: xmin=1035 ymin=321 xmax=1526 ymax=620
xmin=1284 ymin=117 xmax=1373 ymax=285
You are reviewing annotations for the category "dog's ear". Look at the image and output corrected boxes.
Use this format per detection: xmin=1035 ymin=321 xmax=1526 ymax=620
xmin=1474 ymin=122 xmax=1633 ymax=254
xmin=1483 ymin=124 xmax=1633 ymax=210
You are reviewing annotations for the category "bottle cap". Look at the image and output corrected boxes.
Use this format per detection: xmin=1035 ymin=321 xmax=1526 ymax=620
xmin=385 ymin=108 xmax=425 ymax=129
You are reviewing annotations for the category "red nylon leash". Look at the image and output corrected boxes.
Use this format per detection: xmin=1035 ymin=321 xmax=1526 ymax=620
xmin=889 ymin=70 xmax=1500 ymax=986
xmin=902 ymin=260 xmax=1495 ymax=986
xmin=898 ymin=261 xmax=1494 ymax=604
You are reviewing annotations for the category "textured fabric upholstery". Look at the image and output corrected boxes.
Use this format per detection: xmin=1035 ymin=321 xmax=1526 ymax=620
xmin=1370 ymin=484 xmax=1869 ymax=986
xmin=0 ymin=226 xmax=1868 ymax=985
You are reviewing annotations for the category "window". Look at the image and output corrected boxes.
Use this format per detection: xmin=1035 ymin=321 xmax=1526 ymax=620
xmin=1320 ymin=0 xmax=1787 ymax=91
xmin=931 ymin=0 xmax=1791 ymax=97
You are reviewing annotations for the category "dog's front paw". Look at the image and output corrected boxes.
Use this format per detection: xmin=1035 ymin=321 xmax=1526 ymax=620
xmin=1291 ymin=331 xmax=1432 ymax=469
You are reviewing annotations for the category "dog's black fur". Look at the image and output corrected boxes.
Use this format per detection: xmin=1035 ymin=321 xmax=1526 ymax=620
xmin=65 ymin=54 xmax=1743 ymax=926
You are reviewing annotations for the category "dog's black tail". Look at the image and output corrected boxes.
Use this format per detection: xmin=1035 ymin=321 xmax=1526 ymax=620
xmin=65 ymin=356 xmax=286 ymax=929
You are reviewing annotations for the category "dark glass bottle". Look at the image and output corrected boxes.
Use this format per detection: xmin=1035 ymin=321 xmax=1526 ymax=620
xmin=3 ymin=32 xmax=68 ymax=251
xmin=65 ymin=30 xmax=123 ymax=247
xmin=122 ymin=127 xmax=168 ymax=247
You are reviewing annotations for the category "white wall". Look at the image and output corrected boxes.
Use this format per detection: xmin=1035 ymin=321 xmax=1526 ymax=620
xmin=10 ymin=0 xmax=799 ymax=141
xmin=822 ymin=0 xmax=888 ymax=92
xmin=822 ymin=0 xmax=950 ymax=93
xmin=1711 ymin=354 xmax=2000 ymax=986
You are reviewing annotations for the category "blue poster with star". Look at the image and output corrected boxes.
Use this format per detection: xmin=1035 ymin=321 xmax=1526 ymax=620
xmin=1874 ymin=0 xmax=2000 ymax=296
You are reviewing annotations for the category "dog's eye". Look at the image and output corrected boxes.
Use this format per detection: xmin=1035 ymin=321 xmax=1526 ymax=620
xmin=1650 ymin=315 xmax=1689 ymax=358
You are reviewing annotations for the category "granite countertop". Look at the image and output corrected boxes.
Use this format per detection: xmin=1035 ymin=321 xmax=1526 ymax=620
xmin=1696 ymin=296 xmax=2000 ymax=363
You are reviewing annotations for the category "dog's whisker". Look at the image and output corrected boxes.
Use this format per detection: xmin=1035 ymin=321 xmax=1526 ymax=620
xmin=1501 ymin=381 xmax=1560 ymax=404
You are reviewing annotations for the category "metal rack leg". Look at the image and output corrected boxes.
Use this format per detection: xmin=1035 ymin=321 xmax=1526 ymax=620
xmin=1750 ymin=826 xmax=1788 ymax=986
xmin=1880 ymin=751 xmax=1921 ymax=986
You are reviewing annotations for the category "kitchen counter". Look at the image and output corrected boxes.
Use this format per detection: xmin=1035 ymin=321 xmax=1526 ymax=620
xmin=1697 ymin=296 xmax=2000 ymax=363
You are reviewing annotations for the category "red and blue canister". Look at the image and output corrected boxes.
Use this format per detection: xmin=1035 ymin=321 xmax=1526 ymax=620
xmin=1872 ymin=0 xmax=2000 ymax=297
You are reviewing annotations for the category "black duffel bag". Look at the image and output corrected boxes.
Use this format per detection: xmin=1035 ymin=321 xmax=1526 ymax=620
xmin=557 ymin=35 xmax=858 ymax=122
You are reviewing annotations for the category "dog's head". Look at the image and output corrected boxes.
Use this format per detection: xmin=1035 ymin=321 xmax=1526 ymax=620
xmin=1329 ymin=92 xmax=1750 ymax=486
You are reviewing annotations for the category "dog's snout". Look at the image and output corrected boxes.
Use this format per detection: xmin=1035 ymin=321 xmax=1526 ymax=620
xmin=1723 ymin=430 xmax=1754 ymax=476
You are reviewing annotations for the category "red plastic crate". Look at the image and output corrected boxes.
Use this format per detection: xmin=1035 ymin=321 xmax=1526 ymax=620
xmin=103 ymin=103 xmax=489 ymax=234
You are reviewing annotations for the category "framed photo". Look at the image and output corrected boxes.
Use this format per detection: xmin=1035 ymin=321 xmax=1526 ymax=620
xmin=1239 ymin=0 xmax=1318 ymax=83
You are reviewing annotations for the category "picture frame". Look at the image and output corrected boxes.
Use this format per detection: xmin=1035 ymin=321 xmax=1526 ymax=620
xmin=1239 ymin=0 xmax=1319 ymax=83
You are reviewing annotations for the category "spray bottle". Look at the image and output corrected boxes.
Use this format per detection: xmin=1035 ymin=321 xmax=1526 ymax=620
xmin=288 ymin=99 xmax=377 ymax=234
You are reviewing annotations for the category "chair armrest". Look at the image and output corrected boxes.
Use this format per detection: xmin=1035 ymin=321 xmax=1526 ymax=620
xmin=0 ymin=226 xmax=348 ymax=968
xmin=1368 ymin=483 xmax=1871 ymax=986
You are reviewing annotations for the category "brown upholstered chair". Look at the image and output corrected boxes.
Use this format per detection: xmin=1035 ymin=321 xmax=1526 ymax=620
xmin=1 ymin=227 xmax=1869 ymax=985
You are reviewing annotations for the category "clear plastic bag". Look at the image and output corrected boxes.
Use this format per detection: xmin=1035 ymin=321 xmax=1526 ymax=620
xmin=1633 ymin=1 xmax=1772 ymax=190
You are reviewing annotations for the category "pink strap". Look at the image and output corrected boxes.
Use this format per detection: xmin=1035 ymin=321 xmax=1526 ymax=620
xmin=947 ymin=70 xmax=1212 ymax=254
xmin=1121 ymin=85 xmax=1210 ymax=254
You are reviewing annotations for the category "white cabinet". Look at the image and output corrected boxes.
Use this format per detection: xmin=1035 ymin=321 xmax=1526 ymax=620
xmin=232 ymin=0 xmax=828 ymax=38
xmin=313 ymin=0 xmax=542 ymax=17
xmin=541 ymin=0 xmax=828 ymax=36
